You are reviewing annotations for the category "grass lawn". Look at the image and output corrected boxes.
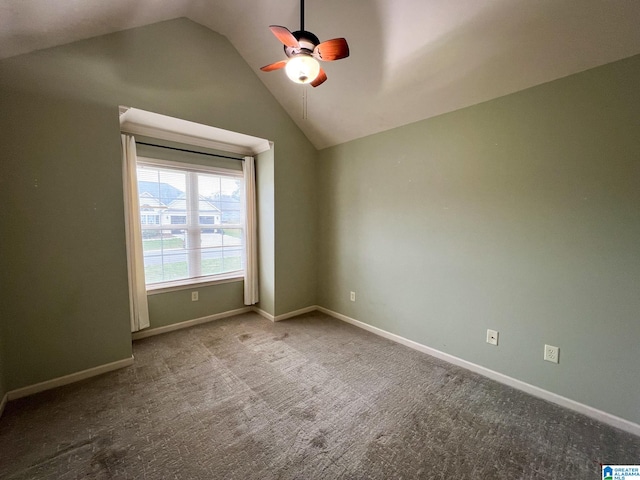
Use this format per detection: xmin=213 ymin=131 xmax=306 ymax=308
xmin=142 ymin=237 xmax=185 ymax=251
xmin=145 ymin=256 xmax=242 ymax=284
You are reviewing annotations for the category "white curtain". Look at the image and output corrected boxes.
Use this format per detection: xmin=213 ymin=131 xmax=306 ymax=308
xmin=121 ymin=134 xmax=151 ymax=332
xmin=243 ymin=156 xmax=259 ymax=305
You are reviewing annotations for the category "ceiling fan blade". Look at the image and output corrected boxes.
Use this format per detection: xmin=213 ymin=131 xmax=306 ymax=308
xmin=269 ymin=25 xmax=300 ymax=48
xmin=260 ymin=60 xmax=288 ymax=72
xmin=311 ymin=68 xmax=327 ymax=87
xmin=314 ymin=38 xmax=349 ymax=61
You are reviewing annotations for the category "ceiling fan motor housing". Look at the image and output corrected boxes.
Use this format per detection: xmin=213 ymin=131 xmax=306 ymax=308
xmin=284 ymin=30 xmax=320 ymax=57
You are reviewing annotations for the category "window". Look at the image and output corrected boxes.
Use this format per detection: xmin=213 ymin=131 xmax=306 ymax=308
xmin=136 ymin=158 xmax=244 ymax=287
xmin=140 ymin=213 xmax=160 ymax=225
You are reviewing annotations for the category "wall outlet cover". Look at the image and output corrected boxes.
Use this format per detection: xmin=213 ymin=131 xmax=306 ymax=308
xmin=486 ymin=329 xmax=499 ymax=346
xmin=544 ymin=344 xmax=559 ymax=363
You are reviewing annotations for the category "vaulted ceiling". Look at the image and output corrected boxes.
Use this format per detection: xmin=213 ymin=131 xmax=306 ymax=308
xmin=2 ymin=0 xmax=640 ymax=149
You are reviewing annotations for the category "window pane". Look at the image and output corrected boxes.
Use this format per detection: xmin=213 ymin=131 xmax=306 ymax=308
xmin=142 ymin=229 xmax=189 ymax=283
xmin=137 ymin=162 xmax=244 ymax=287
xmin=138 ymin=168 xmax=186 ymax=206
xmin=200 ymin=228 xmax=243 ymax=276
xmin=198 ymin=174 xmax=242 ymax=225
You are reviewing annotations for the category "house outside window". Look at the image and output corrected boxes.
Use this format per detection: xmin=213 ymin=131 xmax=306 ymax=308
xmin=140 ymin=214 xmax=160 ymax=225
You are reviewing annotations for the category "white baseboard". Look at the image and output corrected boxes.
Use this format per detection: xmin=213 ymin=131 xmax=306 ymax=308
xmin=2 ymin=306 xmax=263 ymax=409
xmin=253 ymin=307 xmax=275 ymax=322
xmin=3 ymin=306 xmax=256 ymax=407
xmin=0 ymin=392 xmax=7 ymax=418
xmin=273 ymin=306 xmax=317 ymax=322
xmin=253 ymin=305 xmax=318 ymax=322
xmin=132 ymin=306 xmax=253 ymax=340
xmin=131 ymin=305 xmax=314 ymax=336
xmin=316 ymin=306 xmax=640 ymax=437
xmin=7 ymin=356 xmax=134 ymax=401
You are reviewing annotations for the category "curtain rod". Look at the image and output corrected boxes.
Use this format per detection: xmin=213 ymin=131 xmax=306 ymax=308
xmin=136 ymin=141 xmax=245 ymax=162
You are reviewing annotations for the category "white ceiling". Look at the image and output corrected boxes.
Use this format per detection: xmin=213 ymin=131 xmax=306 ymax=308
xmin=2 ymin=0 xmax=640 ymax=149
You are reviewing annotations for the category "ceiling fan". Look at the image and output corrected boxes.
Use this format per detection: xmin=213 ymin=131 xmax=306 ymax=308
xmin=260 ymin=0 xmax=350 ymax=87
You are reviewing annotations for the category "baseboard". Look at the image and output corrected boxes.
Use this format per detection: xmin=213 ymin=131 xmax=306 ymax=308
xmin=5 ymin=306 xmax=255 ymax=406
xmin=252 ymin=307 xmax=275 ymax=322
xmin=273 ymin=305 xmax=317 ymax=322
xmin=0 ymin=305 xmax=303 ymax=409
xmin=7 ymin=356 xmax=134 ymax=401
xmin=316 ymin=306 xmax=640 ymax=438
xmin=252 ymin=305 xmax=318 ymax=322
xmin=132 ymin=306 xmax=253 ymax=340
xmin=0 ymin=392 xmax=7 ymax=418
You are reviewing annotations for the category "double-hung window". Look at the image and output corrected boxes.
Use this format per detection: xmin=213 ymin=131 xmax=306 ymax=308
xmin=136 ymin=157 xmax=244 ymax=288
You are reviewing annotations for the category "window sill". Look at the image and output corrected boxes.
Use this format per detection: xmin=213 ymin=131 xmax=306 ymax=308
xmin=146 ymin=273 xmax=244 ymax=295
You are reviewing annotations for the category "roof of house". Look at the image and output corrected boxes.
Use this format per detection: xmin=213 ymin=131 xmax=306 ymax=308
xmin=139 ymin=192 xmax=167 ymax=209
xmin=166 ymin=197 xmax=222 ymax=214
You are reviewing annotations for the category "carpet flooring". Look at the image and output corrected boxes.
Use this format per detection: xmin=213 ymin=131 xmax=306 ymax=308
xmin=0 ymin=311 xmax=638 ymax=479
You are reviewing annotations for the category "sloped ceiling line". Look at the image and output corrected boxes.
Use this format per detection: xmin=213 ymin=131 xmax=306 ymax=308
xmin=1 ymin=0 xmax=640 ymax=149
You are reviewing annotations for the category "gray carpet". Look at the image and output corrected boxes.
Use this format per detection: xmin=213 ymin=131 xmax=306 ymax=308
xmin=0 ymin=311 xmax=638 ymax=479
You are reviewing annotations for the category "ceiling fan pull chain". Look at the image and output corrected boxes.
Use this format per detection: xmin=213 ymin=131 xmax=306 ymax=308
xmin=302 ymin=85 xmax=308 ymax=120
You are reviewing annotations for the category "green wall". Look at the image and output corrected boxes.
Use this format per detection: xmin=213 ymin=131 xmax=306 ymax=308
xmin=0 ymin=18 xmax=317 ymax=391
xmin=147 ymin=281 xmax=246 ymax=329
xmin=0 ymin=335 xmax=6 ymax=402
xmin=0 ymin=288 xmax=5 ymax=401
xmin=257 ymin=148 xmax=276 ymax=315
xmin=275 ymin=135 xmax=318 ymax=315
xmin=317 ymin=54 xmax=640 ymax=424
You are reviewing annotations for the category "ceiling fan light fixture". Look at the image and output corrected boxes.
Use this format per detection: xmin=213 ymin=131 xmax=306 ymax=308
xmin=285 ymin=54 xmax=320 ymax=84
xmin=261 ymin=0 xmax=349 ymax=87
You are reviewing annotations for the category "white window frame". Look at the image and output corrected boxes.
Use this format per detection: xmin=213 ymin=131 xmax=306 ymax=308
xmin=120 ymin=106 xmax=269 ymax=302
xmin=137 ymin=156 xmax=245 ymax=292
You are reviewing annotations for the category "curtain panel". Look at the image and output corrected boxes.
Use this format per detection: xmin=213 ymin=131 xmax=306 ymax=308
xmin=243 ymin=156 xmax=259 ymax=305
xmin=121 ymin=134 xmax=151 ymax=332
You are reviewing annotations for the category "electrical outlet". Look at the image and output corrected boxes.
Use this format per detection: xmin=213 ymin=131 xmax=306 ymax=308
xmin=544 ymin=344 xmax=559 ymax=363
xmin=350 ymin=291 xmax=356 ymax=302
xmin=486 ymin=329 xmax=499 ymax=346
xmin=191 ymin=291 xmax=199 ymax=302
